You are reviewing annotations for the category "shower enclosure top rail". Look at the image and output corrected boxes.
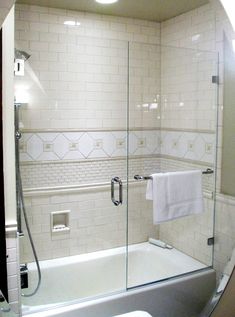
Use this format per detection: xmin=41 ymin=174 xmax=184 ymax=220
xmin=134 ymin=168 xmax=214 ymax=181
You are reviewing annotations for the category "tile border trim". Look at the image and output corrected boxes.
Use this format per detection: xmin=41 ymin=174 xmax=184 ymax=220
xmin=21 ymin=127 xmax=215 ymax=134
xmin=20 ymin=154 xmax=214 ymax=167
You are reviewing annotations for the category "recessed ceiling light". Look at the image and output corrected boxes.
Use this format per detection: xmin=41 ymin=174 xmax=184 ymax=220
xmin=95 ymin=0 xmax=119 ymax=4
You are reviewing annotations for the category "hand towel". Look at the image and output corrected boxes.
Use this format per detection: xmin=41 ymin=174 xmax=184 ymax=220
xmin=146 ymin=170 xmax=204 ymax=224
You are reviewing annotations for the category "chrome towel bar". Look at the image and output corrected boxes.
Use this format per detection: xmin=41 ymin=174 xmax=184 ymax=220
xmin=134 ymin=168 xmax=214 ymax=181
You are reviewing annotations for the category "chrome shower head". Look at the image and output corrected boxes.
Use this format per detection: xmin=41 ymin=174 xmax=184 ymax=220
xmin=15 ymin=49 xmax=31 ymax=61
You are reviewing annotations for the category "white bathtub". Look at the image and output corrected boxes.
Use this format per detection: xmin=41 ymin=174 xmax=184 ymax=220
xmin=22 ymin=242 xmax=215 ymax=317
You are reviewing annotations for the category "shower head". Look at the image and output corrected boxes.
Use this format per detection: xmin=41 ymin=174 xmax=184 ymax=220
xmin=15 ymin=49 xmax=31 ymax=61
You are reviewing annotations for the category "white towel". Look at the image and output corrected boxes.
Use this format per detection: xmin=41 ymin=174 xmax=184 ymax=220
xmin=146 ymin=170 xmax=204 ymax=224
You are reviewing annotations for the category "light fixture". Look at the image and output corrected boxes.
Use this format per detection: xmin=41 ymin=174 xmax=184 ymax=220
xmin=220 ymin=0 xmax=235 ymax=31
xmin=95 ymin=0 xmax=119 ymax=4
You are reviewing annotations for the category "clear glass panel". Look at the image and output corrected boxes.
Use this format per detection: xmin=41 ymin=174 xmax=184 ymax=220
xmin=15 ymin=30 xmax=129 ymax=312
xmin=127 ymin=43 xmax=218 ymax=288
xmin=212 ymin=35 xmax=235 ymax=302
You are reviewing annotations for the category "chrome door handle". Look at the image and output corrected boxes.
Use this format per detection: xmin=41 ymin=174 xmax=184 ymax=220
xmin=111 ymin=177 xmax=123 ymax=206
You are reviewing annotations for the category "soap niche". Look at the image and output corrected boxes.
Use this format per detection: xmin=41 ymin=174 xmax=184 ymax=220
xmin=51 ymin=210 xmax=70 ymax=233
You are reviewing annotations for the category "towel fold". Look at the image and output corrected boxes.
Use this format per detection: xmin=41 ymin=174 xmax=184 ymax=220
xmin=146 ymin=170 xmax=204 ymax=224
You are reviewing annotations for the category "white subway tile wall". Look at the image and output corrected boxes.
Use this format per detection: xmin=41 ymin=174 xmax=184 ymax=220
xmin=20 ymin=183 xmax=158 ymax=262
xmin=161 ymin=3 xmax=216 ymax=51
xmin=15 ymin=4 xmax=161 ymax=130
xmin=129 ymin=42 xmax=161 ymax=128
xmin=160 ymin=3 xmax=217 ymax=132
xmin=6 ymin=232 xmax=20 ymax=314
xmin=160 ymin=46 xmax=217 ymax=131
xmin=213 ymin=195 xmax=235 ymax=278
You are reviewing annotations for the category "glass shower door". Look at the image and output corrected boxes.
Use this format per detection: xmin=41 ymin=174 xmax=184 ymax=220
xmin=15 ymin=31 xmax=129 ymax=311
xmin=127 ymin=42 xmax=218 ymax=288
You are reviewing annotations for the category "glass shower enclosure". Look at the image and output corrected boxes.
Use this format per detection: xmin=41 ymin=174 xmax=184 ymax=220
xmin=14 ymin=4 xmax=218 ymax=313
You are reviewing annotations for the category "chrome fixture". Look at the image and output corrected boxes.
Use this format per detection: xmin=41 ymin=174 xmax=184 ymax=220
xmin=15 ymin=103 xmax=23 ymax=236
xmin=14 ymin=103 xmax=41 ymax=297
xmin=15 ymin=49 xmax=31 ymax=61
xmin=134 ymin=168 xmax=214 ymax=181
xmin=15 ymin=130 xmax=22 ymax=140
xmin=149 ymin=238 xmax=173 ymax=250
xmin=111 ymin=177 xmax=123 ymax=206
xmin=14 ymin=49 xmax=31 ymax=76
xmin=134 ymin=175 xmax=153 ymax=181
xmin=20 ymin=264 xmax=28 ymax=289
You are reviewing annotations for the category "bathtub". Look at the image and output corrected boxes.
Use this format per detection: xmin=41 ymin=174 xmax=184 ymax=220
xmin=22 ymin=242 xmax=215 ymax=317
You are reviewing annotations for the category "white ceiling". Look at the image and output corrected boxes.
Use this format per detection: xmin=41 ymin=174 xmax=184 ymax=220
xmin=16 ymin=0 xmax=209 ymax=22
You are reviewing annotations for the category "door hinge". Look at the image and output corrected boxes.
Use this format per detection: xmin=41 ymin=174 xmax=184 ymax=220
xmin=212 ymin=75 xmax=219 ymax=84
xmin=207 ymin=237 xmax=214 ymax=246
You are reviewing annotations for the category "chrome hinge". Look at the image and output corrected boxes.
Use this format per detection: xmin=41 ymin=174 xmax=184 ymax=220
xmin=207 ymin=237 xmax=215 ymax=246
xmin=212 ymin=75 xmax=219 ymax=84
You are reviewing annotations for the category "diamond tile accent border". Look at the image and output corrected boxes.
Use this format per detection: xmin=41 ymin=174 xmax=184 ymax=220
xmin=160 ymin=131 xmax=215 ymax=163
xmin=20 ymin=129 xmax=215 ymax=164
xmin=20 ymin=130 xmax=160 ymax=162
